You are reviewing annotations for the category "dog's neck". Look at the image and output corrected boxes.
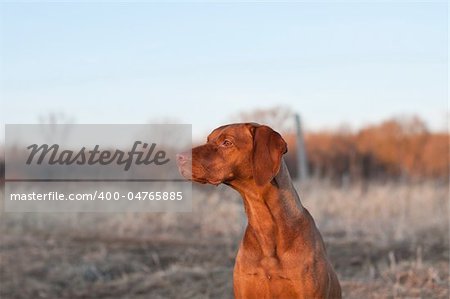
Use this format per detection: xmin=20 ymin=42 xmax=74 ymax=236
xmin=230 ymin=159 xmax=306 ymax=257
xmin=273 ymin=159 xmax=304 ymax=213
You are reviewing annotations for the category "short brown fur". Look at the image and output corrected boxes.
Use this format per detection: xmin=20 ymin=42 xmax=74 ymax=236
xmin=177 ymin=123 xmax=341 ymax=299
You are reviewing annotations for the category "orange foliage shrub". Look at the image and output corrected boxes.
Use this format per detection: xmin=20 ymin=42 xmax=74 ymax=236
xmin=299 ymin=117 xmax=448 ymax=180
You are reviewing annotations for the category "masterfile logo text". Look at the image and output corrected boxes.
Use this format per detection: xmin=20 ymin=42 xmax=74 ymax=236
xmin=4 ymin=124 xmax=192 ymax=213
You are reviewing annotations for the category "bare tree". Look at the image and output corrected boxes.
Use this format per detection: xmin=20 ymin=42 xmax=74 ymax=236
xmin=231 ymin=106 xmax=295 ymax=133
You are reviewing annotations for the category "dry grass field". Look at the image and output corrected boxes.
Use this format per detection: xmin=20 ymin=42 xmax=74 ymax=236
xmin=1 ymin=180 xmax=449 ymax=298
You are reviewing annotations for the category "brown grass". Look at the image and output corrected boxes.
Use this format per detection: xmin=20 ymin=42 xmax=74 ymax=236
xmin=1 ymin=180 xmax=449 ymax=298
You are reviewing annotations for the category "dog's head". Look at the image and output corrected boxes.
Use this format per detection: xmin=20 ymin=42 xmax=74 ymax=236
xmin=177 ymin=123 xmax=287 ymax=186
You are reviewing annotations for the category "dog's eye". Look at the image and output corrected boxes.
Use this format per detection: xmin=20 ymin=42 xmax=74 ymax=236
xmin=221 ymin=139 xmax=233 ymax=147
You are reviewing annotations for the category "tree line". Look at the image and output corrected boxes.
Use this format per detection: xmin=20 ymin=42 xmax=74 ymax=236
xmin=283 ymin=116 xmax=448 ymax=181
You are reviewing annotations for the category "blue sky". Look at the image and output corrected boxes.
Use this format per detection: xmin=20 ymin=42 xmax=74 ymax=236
xmin=0 ymin=2 xmax=447 ymax=139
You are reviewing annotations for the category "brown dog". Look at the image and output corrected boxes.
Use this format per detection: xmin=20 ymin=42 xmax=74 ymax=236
xmin=177 ymin=123 xmax=341 ymax=299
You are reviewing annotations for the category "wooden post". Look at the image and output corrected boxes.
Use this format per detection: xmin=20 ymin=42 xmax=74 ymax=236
xmin=295 ymin=114 xmax=309 ymax=181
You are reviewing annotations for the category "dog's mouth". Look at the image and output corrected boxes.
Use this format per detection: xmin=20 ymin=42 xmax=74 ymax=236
xmin=177 ymin=161 xmax=193 ymax=179
xmin=177 ymin=162 xmax=222 ymax=186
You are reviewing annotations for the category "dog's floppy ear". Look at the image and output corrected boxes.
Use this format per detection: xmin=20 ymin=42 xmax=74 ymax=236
xmin=252 ymin=125 xmax=287 ymax=186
